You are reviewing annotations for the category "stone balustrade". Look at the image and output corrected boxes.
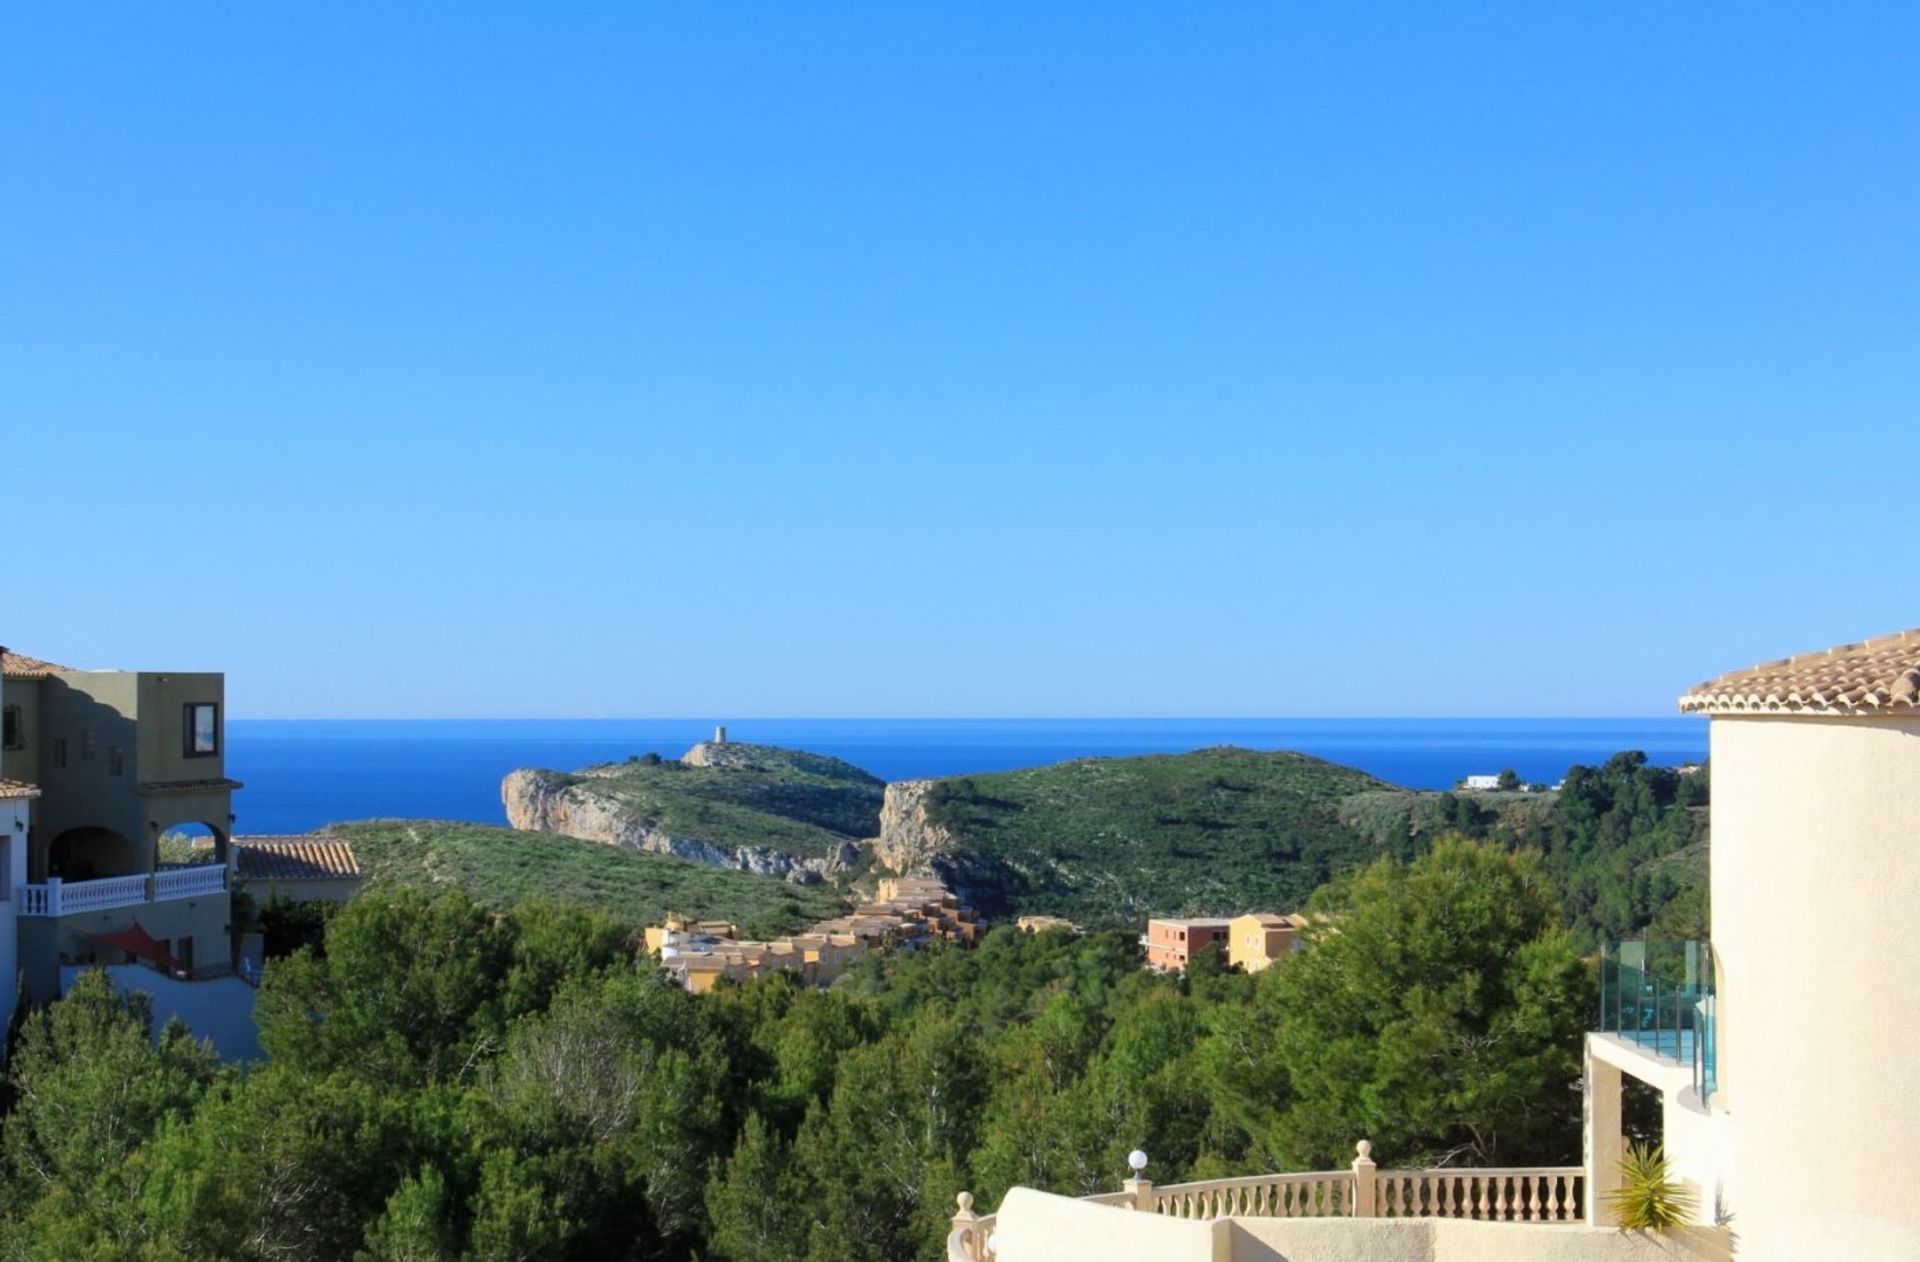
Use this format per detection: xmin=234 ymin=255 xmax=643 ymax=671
xmin=949 ymin=1142 xmax=1585 ymax=1261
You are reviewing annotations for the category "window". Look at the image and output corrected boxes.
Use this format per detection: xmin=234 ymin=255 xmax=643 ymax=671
xmin=52 ymin=737 xmax=67 ymax=769
xmin=1 ymin=705 xmax=20 ymax=750
xmin=183 ymin=703 xmax=218 ymax=758
xmin=0 ymin=836 xmax=9 ymax=900
xmin=80 ymin=730 xmax=96 ymax=761
xmin=109 ymin=747 xmax=125 ymax=777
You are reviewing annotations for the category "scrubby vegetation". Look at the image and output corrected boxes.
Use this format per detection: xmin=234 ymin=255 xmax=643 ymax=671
xmin=338 ymin=819 xmax=846 ymax=940
xmin=524 ymin=743 xmax=885 ymax=860
xmin=918 ymin=748 xmax=1392 ymax=924
xmin=0 ymin=840 xmax=1589 ymax=1262
xmin=508 ymin=742 xmax=1707 ymax=943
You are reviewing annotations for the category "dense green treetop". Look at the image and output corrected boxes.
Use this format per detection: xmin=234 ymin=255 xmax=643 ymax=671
xmin=0 ymin=842 xmax=1592 ymax=1262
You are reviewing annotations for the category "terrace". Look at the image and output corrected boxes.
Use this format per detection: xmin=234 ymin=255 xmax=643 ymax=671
xmin=947 ymin=1142 xmax=1627 ymax=1262
xmin=1595 ymin=939 xmax=1716 ymax=1099
xmin=19 ymin=862 xmax=228 ymax=917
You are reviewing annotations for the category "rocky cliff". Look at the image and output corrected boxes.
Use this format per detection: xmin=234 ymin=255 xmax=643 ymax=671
xmin=502 ymin=768 xmax=862 ymax=882
xmin=500 ymin=741 xmax=884 ymax=884
xmin=872 ymin=779 xmax=958 ymax=875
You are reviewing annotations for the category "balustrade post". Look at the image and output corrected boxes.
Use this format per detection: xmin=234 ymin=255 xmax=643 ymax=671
xmin=951 ymin=1192 xmax=981 ymax=1260
xmin=45 ymin=876 xmax=61 ymax=917
xmin=1351 ymin=1140 xmax=1377 ymax=1217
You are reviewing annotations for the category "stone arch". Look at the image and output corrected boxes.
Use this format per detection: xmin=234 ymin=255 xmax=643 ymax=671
xmin=48 ymin=826 xmax=137 ymax=881
xmin=157 ymin=820 xmax=230 ymax=867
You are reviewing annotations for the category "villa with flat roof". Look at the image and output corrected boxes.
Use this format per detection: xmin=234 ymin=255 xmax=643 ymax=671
xmin=949 ymin=629 xmax=1920 ymax=1262
xmin=1142 ymin=917 xmax=1231 ymax=972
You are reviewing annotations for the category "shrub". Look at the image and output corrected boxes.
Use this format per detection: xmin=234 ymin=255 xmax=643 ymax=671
xmin=1605 ymin=1142 xmax=1695 ymax=1231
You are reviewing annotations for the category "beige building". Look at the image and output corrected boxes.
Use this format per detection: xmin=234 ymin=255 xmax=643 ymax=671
xmin=649 ymin=877 xmax=980 ymax=993
xmin=1226 ymin=911 xmax=1307 ymax=973
xmin=1 ymin=647 xmax=239 ymax=1001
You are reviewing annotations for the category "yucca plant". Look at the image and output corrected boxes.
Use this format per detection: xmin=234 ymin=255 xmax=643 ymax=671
xmin=1605 ymin=1142 xmax=1696 ymax=1231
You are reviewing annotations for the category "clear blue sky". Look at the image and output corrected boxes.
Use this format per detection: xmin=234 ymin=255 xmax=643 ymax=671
xmin=5 ymin=4 xmax=1917 ymax=718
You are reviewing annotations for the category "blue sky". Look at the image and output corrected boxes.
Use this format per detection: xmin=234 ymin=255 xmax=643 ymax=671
xmin=5 ymin=4 xmax=1917 ymax=718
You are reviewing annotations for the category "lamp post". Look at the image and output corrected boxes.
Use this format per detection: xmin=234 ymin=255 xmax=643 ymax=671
xmin=1124 ymin=1149 xmax=1154 ymax=1212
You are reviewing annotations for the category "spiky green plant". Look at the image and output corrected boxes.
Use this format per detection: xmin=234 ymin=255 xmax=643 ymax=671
xmin=1605 ymin=1142 xmax=1696 ymax=1231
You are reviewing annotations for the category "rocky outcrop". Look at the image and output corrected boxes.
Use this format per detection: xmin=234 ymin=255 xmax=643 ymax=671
xmin=501 ymin=769 xmax=861 ymax=884
xmin=872 ymin=779 xmax=959 ymax=875
xmin=681 ymin=740 xmax=750 ymax=770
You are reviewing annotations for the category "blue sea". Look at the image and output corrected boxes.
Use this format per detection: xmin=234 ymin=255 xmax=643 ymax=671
xmin=223 ymin=718 xmax=1708 ymax=836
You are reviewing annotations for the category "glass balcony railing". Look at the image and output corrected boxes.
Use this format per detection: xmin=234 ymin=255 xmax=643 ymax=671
xmin=1597 ymin=939 xmax=1716 ymax=1102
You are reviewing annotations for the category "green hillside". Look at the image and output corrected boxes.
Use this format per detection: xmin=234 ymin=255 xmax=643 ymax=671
xmin=917 ymin=747 xmax=1394 ymax=924
xmin=526 ymin=742 xmax=885 ymax=859
xmin=1334 ymin=751 xmax=1710 ymax=945
xmin=336 ymin=820 xmax=846 ymax=938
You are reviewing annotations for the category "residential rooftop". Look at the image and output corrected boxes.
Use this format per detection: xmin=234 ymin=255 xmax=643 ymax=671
xmin=233 ymin=836 xmax=362 ymax=881
xmin=0 ymin=648 xmax=75 ymax=679
xmin=1679 ymin=627 xmax=1920 ymax=715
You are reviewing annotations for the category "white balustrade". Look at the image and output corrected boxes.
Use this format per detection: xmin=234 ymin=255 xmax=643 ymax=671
xmin=154 ymin=864 xmax=228 ymax=900
xmin=51 ymin=873 xmax=151 ymax=915
xmin=18 ymin=864 xmax=229 ymax=917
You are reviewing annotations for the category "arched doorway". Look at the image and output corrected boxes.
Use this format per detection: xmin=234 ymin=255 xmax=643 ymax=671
xmin=48 ymin=827 xmax=137 ymax=882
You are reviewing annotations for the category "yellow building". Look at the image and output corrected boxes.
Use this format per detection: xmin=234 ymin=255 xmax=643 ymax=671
xmin=1226 ymin=912 xmax=1306 ymax=974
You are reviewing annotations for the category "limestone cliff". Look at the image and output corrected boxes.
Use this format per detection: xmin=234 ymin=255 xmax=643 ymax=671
xmin=872 ymin=779 xmax=958 ymax=875
xmin=501 ymin=767 xmax=864 ymax=884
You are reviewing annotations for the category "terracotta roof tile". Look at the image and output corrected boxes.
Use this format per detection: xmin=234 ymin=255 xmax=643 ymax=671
xmin=0 ymin=779 xmax=40 ymax=799
xmin=0 ymin=649 xmax=73 ymax=679
xmin=1680 ymin=629 xmax=1920 ymax=715
xmin=234 ymin=835 xmax=361 ymax=881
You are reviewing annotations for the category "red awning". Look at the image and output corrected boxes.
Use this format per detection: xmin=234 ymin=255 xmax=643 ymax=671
xmin=85 ymin=921 xmax=189 ymax=976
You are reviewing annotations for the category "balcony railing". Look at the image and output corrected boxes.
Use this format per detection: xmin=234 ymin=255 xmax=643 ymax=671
xmin=947 ymin=1142 xmax=1582 ymax=1261
xmin=1597 ymin=938 xmax=1716 ymax=1100
xmin=19 ymin=864 xmax=229 ymax=918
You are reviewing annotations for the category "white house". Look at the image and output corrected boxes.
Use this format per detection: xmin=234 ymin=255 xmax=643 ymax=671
xmin=1584 ymin=627 xmax=1920 ymax=1261
xmin=1460 ymin=774 xmax=1502 ymax=791
xmin=0 ymin=777 xmax=32 ymax=1045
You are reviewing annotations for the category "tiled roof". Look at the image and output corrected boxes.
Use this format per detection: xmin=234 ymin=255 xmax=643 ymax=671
xmin=0 ymin=649 xmax=73 ymax=678
xmin=234 ymin=835 xmax=362 ymax=881
xmin=1680 ymin=629 xmax=1920 ymax=716
xmin=0 ymin=779 xmax=40 ymax=800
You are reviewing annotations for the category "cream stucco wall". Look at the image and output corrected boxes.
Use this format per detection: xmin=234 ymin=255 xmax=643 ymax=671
xmin=1229 ymin=1215 xmax=1729 ymax=1262
xmin=994 ymin=1189 xmax=1228 ymax=1262
xmin=1708 ymin=713 xmax=1920 ymax=1260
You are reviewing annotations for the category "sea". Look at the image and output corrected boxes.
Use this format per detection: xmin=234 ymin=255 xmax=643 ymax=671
xmin=224 ymin=717 xmax=1708 ymax=836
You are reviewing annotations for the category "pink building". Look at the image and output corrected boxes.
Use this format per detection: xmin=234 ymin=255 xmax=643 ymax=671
xmin=1141 ymin=917 xmax=1231 ymax=972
